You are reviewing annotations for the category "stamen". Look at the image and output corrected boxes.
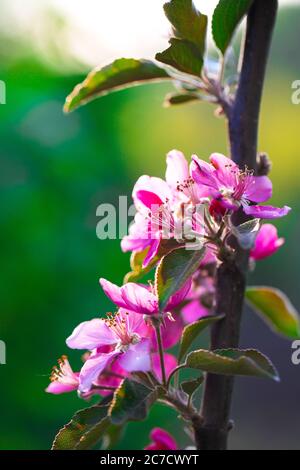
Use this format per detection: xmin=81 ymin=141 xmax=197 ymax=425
xmin=50 ymin=356 xmax=77 ymax=386
xmin=104 ymin=311 xmax=139 ymax=346
xmin=232 ymin=166 xmax=254 ymax=200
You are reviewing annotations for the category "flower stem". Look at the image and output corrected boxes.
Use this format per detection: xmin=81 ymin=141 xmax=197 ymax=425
xmin=154 ymin=324 xmax=167 ymax=388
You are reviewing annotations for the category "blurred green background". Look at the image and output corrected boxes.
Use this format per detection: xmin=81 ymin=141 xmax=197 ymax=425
xmin=1 ymin=1 xmax=300 ymax=450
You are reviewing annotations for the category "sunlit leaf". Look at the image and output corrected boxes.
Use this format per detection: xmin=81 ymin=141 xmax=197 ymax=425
xmin=109 ymin=379 xmax=157 ymax=425
xmin=64 ymin=58 xmax=169 ymax=112
xmin=186 ymin=348 xmax=279 ymax=381
xmin=163 ymin=0 xmax=207 ymax=53
xmin=178 ymin=315 xmax=225 ymax=362
xmin=52 ymin=401 xmax=110 ymax=450
xmin=246 ymin=286 xmax=300 ymax=339
xmin=212 ymin=0 xmax=254 ymax=53
xmin=156 ymin=0 xmax=207 ymax=76
xmin=156 ymin=38 xmax=203 ymax=76
xmin=155 ymin=247 xmax=206 ymax=312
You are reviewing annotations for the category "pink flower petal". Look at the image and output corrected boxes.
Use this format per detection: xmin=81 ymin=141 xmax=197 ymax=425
xmin=79 ymin=351 xmax=117 ymax=393
xmin=209 ymin=153 xmax=238 ymax=187
xmin=243 ymin=204 xmax=291 ymax=219
xmin=135 ymin=190 xmax=164 ymax=210
xmin=133 ymin=176 xmax=172 ymax=211
xmin=118 ymin=308 xmax=146 ymax=336
xmin=121 ymin=235 xmax=150 ymax=253
xmin=121 ymin=283 xmax=158 ymax=314
xmin=245 ymin=176 xmax=273 ymax=203
xmin=201 ymin=248 xmax=217 ymax=266
xmin=66 ymin=319 xmax=116 ymax=350
xmin=118 ymin=339 xmax=151 ymax=373
xmin=250 ymin=224 xmax=285 ymax=261
xmin=166 ymin=279 xmax=192 ymax=310
xmin=145 ymin=428 xmax=178 ymax=450
xmin=46 ymin=381 xmax=78 ymax=395
xmin=181 ymin=300 xmax=210 ymax=324
xmin=165 ymin=150 xmax=189 ymax=189
xmin=191 ymin=155 xmax=219 ymax=194
xmin=100 ymin=278 xmax=130 ymax=310
xmin=94 ymin=360 xmax=127 ymax=396
xmin=121 ymin=212 xmax=152 ymax=253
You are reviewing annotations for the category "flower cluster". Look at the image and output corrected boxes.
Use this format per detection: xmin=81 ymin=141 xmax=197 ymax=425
xmin=47 ymin=150 xmax=289 ymax=447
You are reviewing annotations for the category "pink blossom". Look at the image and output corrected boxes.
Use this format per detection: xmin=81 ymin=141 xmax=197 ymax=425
xmin=145 ymin=428 xmax=178 ymax=450
xmin=100 ymin=278 xmax=191 ymax=316
xmin=121 ymin=175 xmax=174 ymax=267
xmin=165 ymin=150 xmax=207 ymax=204
xmin=250 ymin=224 xmax=285 ymax=261
xmin=121 ymin=150 xmax=208 ymax=267
xmin=46 ymin=354 xmax=121 ymax=398
xmin=46 ymin=356 xmax=79 ymax=395
xmin=93 ymin=360 xmax=126 ymax=397
xmin=191 ymin=153 xmax=290 ymax=219
xmin=66 ymin=310 xmax=151 ymax=393
xmin=181 ymin=300 xmax=211 ymax=324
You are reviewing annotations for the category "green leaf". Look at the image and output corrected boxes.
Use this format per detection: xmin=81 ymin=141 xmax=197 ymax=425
xmin=109 ymin=379 xmax=157 ymax=425
xmin=76 ymin=417 xmax=110 ymax=450
xmin=156 ymin=0 xmax=207 ymax=76
xmin=163 ymin=0 xmax=208 ymax=53
xmin=155 ymin=247 xmax=206 ymax=312
xmin=52 ymin=402 xmax=110 ymax=450
xmin=164 ymin=92 xmax=200 ymax=107
xmin=246 ymin=287 xmax=300 ymax=339
xmin=124 ymin=239 xmax=182 ymax=283
xmin=156 ymin=38 xmax=203 ymax=76
xmin=212 ymin=0 xmax=254 ymax=53
xmin=64 ymin=58 xmax=169 ymax=112
xmin=181 ymin=375 xmax=204 ymax=397
xmin=231 ymin=218 xmax=260 ymax=250
xmin=101 ymin=424 xmax=124 ymax=450
xmin=178 ymin=315 xmax=225 ymax=362
xmin=124 ymin=248 xmax=158 ymax=283
xmin=186 ymin=348 xmax=279 ymax=381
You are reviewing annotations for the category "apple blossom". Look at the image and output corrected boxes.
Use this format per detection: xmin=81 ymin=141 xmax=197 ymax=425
xmin=46 ymin=356 xmax=79 ymax=395
xmin=100 ymin=277 xmax=191 ymax=316
xmin=66 ymin=310 xmax=151 ymax=393
xmin=191 ymin=153 xmax=290 ymax=219
xmin=250 ymin=223 xmax=284 ymax=261
xmin=145 ymin=428 xmax=178 ymax=451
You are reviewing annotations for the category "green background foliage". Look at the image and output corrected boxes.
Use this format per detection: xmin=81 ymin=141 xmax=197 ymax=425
xmin=0 ymin=4 xmax=300 ymax=450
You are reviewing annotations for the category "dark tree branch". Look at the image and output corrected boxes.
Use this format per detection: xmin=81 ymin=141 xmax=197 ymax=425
xmin=194 ymin=0 xmax=278 ymax=450
xmin=229 ymin=0 xmax=279 ymax=169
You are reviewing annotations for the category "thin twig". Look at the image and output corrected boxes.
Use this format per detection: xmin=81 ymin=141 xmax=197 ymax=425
xmin=154 ymin=323 xmax=167 ymax=388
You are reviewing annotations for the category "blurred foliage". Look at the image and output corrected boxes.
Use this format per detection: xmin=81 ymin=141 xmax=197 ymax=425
xmin=0 ymin=5 xmax=300 ymax=450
